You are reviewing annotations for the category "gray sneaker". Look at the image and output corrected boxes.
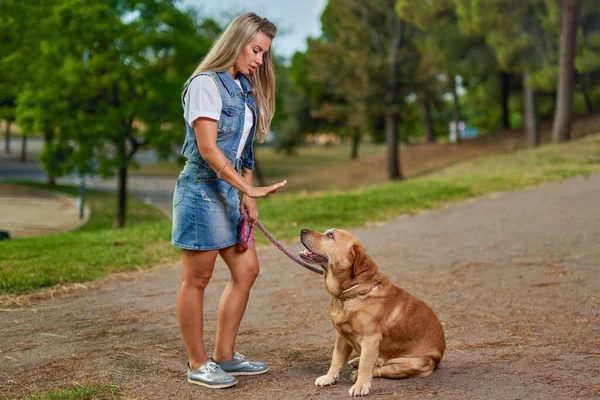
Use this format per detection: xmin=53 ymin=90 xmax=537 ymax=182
xmin=213 ymin=352 xmax=268 ymax=376
xmin=187 ymin=360 xmax=237 ymax=388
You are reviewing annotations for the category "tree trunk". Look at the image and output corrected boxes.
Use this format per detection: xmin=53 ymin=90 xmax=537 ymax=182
xmin=253 ymin=154 xmax=265 ymax=186
xmin=5 ymin=121 xmax=11 ymax=154
xmin=44 ymin=127 xmax=56 ymax=185
xmin=421 ymin=99 xmax=436 ymax=143
xmin=552 ymin=0 xmax=582 ymax=142
xmin=523 ymin=70 xmax=539 ymax=147
xmin=20 ymin=134 xmax=27 ymax=162
xmin=450 ymin=76 xmax=462 ymax=144
xmin=386 ymin=0 xmax=403 ymax=179
xmin=115 ymin=164 xmax=127 ymax=228
xmin=500 ymin=72 xmax=511 ymax=130
xmin=386 ymin=113 xmax=401 ymax=179
xmin=115 ymin=138 xmax=127 ymax=229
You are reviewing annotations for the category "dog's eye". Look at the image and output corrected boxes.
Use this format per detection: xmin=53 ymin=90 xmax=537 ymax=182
xmin=326 ymin=232 xmax=334 ymax=239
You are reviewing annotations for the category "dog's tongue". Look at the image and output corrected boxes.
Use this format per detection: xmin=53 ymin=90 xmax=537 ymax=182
xmin=300 ymin=249 xmax=327 ymax=264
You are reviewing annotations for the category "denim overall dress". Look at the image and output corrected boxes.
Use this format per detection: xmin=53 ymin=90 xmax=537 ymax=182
xmin=171 ymin=70 xmax=257 ymax=250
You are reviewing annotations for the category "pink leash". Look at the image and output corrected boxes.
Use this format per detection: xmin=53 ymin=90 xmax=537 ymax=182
xmin=238 ymin=212 xmax=324 ymax=275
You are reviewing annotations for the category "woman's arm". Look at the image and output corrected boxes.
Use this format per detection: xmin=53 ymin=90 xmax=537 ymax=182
xmin=241 ymin=167 xmax=253 ymax=186
xmin=240 ymin=167 xmax=259 ymax=221
xmin=193 ymin=118 xmax=286 ymax=198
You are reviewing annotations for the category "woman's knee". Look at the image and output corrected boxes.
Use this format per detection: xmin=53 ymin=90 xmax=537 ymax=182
xmin=234 ymin=262 xmax=259 ymax=286
xmin=181 ymin=250 xmax=217 ymax=290
xmin=182 ymin=265 xmax=215 ymax=290
xmin=186 ymin=270 xmax=213 ymax=289
xmin=247 ymin=262 xmax=260 ymax=281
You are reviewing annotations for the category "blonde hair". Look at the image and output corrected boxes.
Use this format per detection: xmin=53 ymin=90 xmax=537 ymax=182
xmin=184 ymin=12 xmax=277 ymax=142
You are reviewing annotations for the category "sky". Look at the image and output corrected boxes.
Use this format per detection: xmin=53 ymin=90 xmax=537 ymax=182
xmin=181 ymin=0 xmax=327 ymax=59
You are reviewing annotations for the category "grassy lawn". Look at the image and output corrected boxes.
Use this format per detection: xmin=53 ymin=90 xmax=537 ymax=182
xmin=1 ymin=134 xmax=599 ymax=296
xmin=11 ymin=383 xmax=122 ymax=400
xmin=0 ymin=186 xmax=176 ymax=295
xmin=132 ymin=142 xmax=386 ymax=179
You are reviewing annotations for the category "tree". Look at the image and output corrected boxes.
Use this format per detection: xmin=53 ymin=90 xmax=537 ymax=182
xmin=13 ymin=0 xmax=215 ymax=227
xmin=454 ymin=0 xmax=559 ymax=146
xmin=305 ymin=1 xmax=379 ymax=161
xmin=0 ymin=0 xmax=17 ymax=155
xmin=576 ymin=3 xmax=600 ymax=113
xmin=273 ymin=54 xmax=316 ymax=156
xmin=552 ymin=0 xmax=583 ymax=142
xmin=398 ymin=0 xmax=498 ymax=142
xmin=303 ymin=0 xmax=418 ymax=179
xmin=0 ymin=0 xmax=54 ymax=159
xmin=0 ymin=93 xmax=15 ymax=154
xmin=385 ymin=0 xmax=404 ymax=178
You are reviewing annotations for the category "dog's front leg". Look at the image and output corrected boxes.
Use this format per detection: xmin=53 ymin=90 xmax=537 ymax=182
xmin=315 ymin=332 xmax=352 ymax=387
xmin=348 ymin=335 xmax=380 ymax=397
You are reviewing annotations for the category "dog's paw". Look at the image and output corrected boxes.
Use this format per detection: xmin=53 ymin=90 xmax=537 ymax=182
xmin=348 ymin=381 xmax=371 ymax=397
xmin=347 ymin=357 xmax=360 ymax=369
xmin=315 ymin=374 xmax=338 ymax=387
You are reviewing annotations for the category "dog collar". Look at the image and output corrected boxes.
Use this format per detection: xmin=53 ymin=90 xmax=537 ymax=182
xmin=336 ymin=279 xmax=382 ymax=301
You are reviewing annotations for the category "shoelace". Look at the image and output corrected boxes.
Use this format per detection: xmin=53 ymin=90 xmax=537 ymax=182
xmin=202 ymin=361 xmax=219 ymax=373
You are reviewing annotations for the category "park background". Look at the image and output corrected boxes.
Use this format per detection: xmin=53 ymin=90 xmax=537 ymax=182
xmin=1 ymin=0 xmax=599 ymax=399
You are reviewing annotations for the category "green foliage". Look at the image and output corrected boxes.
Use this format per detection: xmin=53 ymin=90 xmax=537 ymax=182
xmin=272 ymin=59 xmax=315 ymax=154
xmin=576 ymin=45 xmax=600 ymax=74
xmin=0 ymin=0 xmax=54 ymax=124
xmin=302 ymin=0 xmax=418 ymax=143
xmin=398 ymin=0 xmax=501 ymax=136
xmin=462 ymin=78 xmax=504 ymax=133
xmin=2 ymin=0 xmax=217 ymax=224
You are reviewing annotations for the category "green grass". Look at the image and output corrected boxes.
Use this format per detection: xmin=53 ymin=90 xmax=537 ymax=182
xmin=255 ymin=134 xmax=600 ymax=238
xmin=252 ymin=142 xmax=385 ymax=179
xmin=132 ymin=142 xmax=385 ymax=178
xmin=11 ymin=383 xmax=122 ymax=400
xmin=0 ymin=185 xmax=176 ymax=295
xmin=1 ymin=134 xmax=599 ymax=296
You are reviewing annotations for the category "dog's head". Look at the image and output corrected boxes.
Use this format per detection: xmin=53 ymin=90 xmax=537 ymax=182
xmin=299 ymin=228 xmax=376 ymax=278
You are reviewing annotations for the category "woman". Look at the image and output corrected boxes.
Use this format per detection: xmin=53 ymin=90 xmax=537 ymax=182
xmin=171 ymin=12 xmax=286 ymax=389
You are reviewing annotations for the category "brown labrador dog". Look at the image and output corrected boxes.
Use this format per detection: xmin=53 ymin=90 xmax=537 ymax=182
xmin=299 ymin=228 xmax=445 ymax=397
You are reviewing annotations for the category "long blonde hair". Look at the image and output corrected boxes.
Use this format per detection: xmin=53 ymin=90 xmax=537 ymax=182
xmin=184 ymin=13 xmax=277 ymax=142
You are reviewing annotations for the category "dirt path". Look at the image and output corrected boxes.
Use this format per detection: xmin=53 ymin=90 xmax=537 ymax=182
xmin=1 ymin=175 xmax=599 ymax=399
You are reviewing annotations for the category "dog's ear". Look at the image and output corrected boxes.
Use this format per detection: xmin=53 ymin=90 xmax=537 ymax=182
xmin=352 ymin=244 xmax=374 ymax=278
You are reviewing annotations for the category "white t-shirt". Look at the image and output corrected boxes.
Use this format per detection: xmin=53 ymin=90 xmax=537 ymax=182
xmin=183 ymin=76 xmax=253 ymax=159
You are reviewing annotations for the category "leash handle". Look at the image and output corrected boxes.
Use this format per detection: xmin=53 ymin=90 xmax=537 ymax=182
xmin=255 ymin=221 xmax=324 ymax=275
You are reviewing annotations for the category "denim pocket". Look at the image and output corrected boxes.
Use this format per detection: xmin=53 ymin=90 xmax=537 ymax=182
xmin=222 ymin=105 xmax=241 ymax=116
xmin=218 ymin=102 xmax=243 ymax=136
xmin=173 ymin=173 xmax=188 ymax=208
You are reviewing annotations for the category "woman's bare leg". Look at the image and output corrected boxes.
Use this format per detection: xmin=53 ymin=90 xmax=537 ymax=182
xmin=177 ymin=249 xmax=218 ymax=370
xmin=212 ymin=244 xmax=259 ymax=361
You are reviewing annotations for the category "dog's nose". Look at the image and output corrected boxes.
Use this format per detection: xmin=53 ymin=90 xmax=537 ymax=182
xmin=301 ymin=229 xmax=308 ymax=235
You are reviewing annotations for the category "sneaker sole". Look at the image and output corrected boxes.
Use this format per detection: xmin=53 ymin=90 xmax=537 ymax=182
xmin=187 ymin=378 xmax=237 ymax=389
xmin=227 ymin=368 xmax=268 ymax=376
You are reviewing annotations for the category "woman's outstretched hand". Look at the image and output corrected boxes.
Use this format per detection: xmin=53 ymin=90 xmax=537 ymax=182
xmin=247 ymin=180 xmax=287 ymax=198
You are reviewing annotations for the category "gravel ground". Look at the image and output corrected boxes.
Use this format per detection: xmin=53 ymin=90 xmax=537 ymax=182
xmin=1 ymin=175 xmax=599 ymax=399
